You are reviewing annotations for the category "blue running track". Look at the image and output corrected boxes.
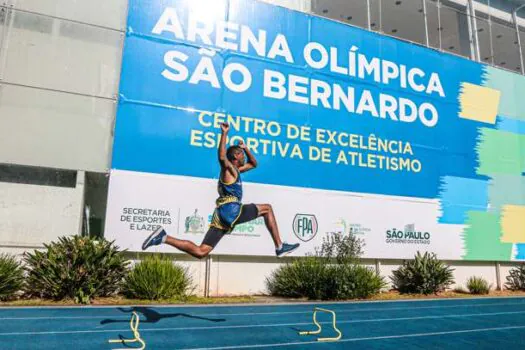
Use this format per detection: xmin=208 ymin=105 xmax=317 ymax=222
xmin=2 ymin=297 xmax=525 ymax=349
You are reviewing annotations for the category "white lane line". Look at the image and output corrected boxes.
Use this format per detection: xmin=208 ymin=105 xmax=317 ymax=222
xmin=179 ymin=325 xmax=525 ymax=350
xmin=1 ymin=310 xmax=525 ymax=336
xmin=2 ymin=301 xmax=525 ymax=321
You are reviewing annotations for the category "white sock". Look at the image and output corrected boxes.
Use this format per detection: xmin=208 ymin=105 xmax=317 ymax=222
xmin=277 ymin=243 xmax=283 ymax=250
xmin=161 ymin=232 xmax=167 ymax=243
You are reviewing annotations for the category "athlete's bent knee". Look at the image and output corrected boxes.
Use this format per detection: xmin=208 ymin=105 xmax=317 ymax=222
xmin=257 ymin=204 xmax=272 ymax=215
xmin=195 ymin=245 xmax=212 ymax=259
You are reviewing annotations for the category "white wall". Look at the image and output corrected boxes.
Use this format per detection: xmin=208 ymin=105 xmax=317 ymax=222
xmin=210 ymin=255 xmax=284 ymax=296
xmin=199 ymin=256 xmax=522 ymax=296
xmin=0 ymin=175 xmax=84 ymax=253
xmin=446 ymin=261 xmax=498 ymax=290
xmin=176 ymin=257 xmax=207 ymax=296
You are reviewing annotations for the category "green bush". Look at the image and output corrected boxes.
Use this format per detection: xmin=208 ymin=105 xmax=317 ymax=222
xmin=466 ymin=276 xmax=490 ymax=294
xmin=391 ymin=251 xmax=454 ymax=295
xmin=330 ymin=264 xmax=386 ymax=300
xmin=23 ymin=236 xmax=129 ymax=304
xmin=265 ymin=257 xmax=329 ymax=299
xmin=0 ymin=253 xmax=24 ymax=301
xmin=505 ymin=264 xmax=525 ymax=291
xmin=266 ymin=259 xmax=385 ymax=300
xmin=122 ymin=255 xmax=193 ymax=300
xmin=314 ymin=231 xmax=364 ymax=264
xmin=266 ymin=232 xmax=385 ymax=300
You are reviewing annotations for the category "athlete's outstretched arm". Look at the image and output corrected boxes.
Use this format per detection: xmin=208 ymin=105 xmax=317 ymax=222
xmin=218 ymin=123 xmax=237 ymax=184
xmin=218 ymin=122 xmax=230 ymax=168
xmin=238 ymin=140 xmax=257 ymax=173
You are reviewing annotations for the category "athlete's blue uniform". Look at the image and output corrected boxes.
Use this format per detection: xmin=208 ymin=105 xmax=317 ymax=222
xmin=210 ymin=168 xmax=245 ymax=231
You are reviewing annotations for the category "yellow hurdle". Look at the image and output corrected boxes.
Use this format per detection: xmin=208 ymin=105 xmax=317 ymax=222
xmin=108 ymin=311 xmax=146 ymax=349
xmin=298 ymin=307 xmax=342 ymax=342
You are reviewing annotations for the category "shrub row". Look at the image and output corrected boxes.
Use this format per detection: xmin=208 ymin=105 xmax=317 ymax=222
xmin=3 ymin=234 xmax=525 ymax=303
xmin=266 ymin=236 xmax=525 ymax=300
xmin=0 ymin=236 xmax=192 ymax=303
xmin=266 ymin=257 xmax=386 ymax=300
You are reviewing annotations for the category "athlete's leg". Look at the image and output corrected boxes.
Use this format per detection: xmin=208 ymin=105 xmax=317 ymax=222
xmin=165 ymin=225 xmax=227 ymax=259
xmin=164 ymin=236 xmax=213 ymax=259
xmin=142 ymin=226 xmax=223 ymax=259
xmin=240 ymin=203 xmax=299 ymax=257
xmin=255 ymin=204 xmax=282 ymax=248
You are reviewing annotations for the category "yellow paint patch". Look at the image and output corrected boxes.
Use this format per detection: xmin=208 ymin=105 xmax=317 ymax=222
xmin=459 ymin=83 xmax=501 ymax=124
xmin=501 ymin=205 xmax=525 ymax=243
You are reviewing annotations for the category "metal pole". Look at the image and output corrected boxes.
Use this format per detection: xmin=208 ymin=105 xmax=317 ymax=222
xmin=437 ymin=0 xmax=443 ymax=51
xmin=422 ymin=0 xmax=429 ymax=47
xmin=512 ymin=4 xmax=525 ymax=75
xmin=495 ymin=261 xmax=502 ymax=291
xmin=467 ymin=0 xmax=481 ymax=61
xmin=204 ymin=255 xmax=212 ymax=297
xmin=379 ymin=0 xmax=382 ymax=32
xmin=367 ymin=0 xmax=371 ymax=31
xmin=488 ymin=3 xmax=494 ymax=65
xmin=76 ymin=171 xmax=86 ymax=236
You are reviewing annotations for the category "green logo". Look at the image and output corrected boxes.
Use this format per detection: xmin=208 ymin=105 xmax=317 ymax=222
xmin=331 ymin=219 xmax=369 ymax=236
xmin=293 ymin=214 xmax=318 ymax=242
xmin=184 ymin=209 xmax=205 ymax=234
xmin=231 ymin=217 xmax=264 ymax=236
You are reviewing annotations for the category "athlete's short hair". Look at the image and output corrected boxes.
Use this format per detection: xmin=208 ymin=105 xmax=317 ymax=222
xmin=226 ymin=145 xmax=243 ymax=161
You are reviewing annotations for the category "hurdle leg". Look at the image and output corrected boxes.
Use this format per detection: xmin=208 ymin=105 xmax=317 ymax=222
xmin=108 ymin=312 xmax=146 ymax=349
xmin=315 ymin=307 xmax=342 ymax=342
xmin=298 ymin=309 xmax=322 ymax=336
xmin=298 ymin=307 xmax=342 ymax=342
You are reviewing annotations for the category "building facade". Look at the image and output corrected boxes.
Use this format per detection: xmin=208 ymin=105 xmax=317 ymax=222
xmin=1 ymin=0 xmax=525 ymax=296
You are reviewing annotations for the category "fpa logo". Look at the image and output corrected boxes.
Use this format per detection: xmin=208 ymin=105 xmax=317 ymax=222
xmin=293 ymin=214 xmax=318 ymax=242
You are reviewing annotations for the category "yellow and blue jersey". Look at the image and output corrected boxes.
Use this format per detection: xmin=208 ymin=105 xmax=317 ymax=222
xmin=217 ymin=168 xmax=243 ymax=204
xmin=210 ymin=168 xmax=244 ymax=231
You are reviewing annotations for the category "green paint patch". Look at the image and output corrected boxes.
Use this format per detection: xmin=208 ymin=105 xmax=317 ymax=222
xmin=462 ymin=211 xmax=512 ymax=260
xmin=488 ymin=175 xmax=525 ymax=212
xmin=483 ymin=67 xmax=525 ymax=121
xmin=476 ymin=128 xmax=525 ymax=176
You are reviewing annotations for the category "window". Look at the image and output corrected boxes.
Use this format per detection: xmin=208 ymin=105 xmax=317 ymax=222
xmin=426 ymin=1 xmax=472 ymax=58
xmin=82 ymin=172 xmax=109 ymax=237
xmin=440 ymin=2 xmax=472 ymax=58
xmin=0 ymin=163 xmax=77 ymax=188
xmin=312 ymin=0 xmax=369 ymax=30
xmin=2 ymin=9 xmax=122 ymax=99
xmin=370 ymin=0 xmax=382 ymax=32
xmin=426 ymin=0 xmax=442 ymax=49
xmin=491 ymin=18 xmax=521 ymax=72
xmin=381 ymin=0 xmax=427 ymax=45
xmin=476 ymin=14 xmax=494 ymax=64
xmin=0 ymin=84 xmax=115 ymax=172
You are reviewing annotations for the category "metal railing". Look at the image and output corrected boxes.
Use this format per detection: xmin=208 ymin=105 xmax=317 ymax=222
xmin=307 ymin=0 xmax=525 ymax=76
xmin=513 ymin=3 xmax=525 ymax=74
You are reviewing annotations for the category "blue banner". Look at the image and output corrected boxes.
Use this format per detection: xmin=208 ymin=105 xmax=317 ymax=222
xmin=112 ymin=0 xmax=490 ymax=199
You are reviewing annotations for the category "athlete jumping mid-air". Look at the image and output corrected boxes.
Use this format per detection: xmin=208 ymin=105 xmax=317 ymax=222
xmin=141 ymin=122 xmax=300 ymax=258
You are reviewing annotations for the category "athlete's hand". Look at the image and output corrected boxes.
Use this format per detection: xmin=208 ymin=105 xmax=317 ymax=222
xmin=220 ymin=122 xmax=230 ymax=133
xmin=238 ymin=140 xmax=247 ymax=149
